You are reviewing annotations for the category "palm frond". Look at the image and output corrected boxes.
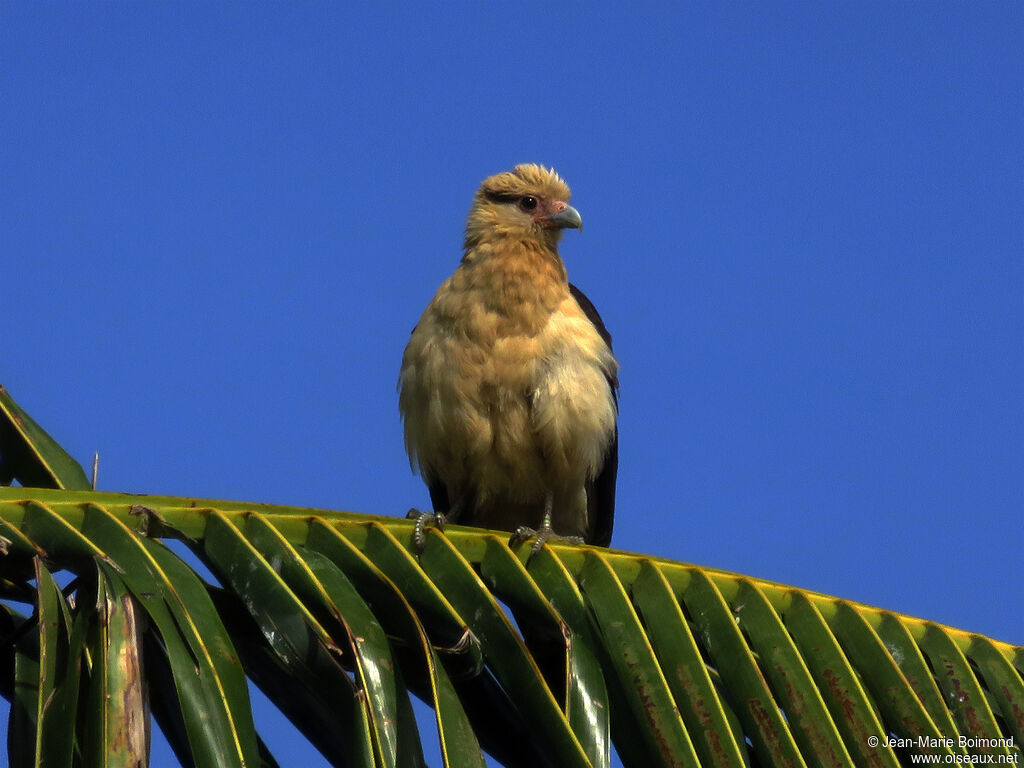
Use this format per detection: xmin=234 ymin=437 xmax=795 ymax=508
xmin=1 ymin=487 xmax=1020 ymax=768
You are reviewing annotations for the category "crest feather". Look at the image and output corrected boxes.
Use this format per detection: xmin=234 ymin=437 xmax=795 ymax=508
xmin=478 ymin=164 xmax=571 ymax=202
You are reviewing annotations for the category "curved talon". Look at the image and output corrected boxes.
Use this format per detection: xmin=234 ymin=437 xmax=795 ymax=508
xmin=406 ymin=508 xmax=446 ymax=553
xmin=508 ymin=525 xmax=537 ymax=550
xmin=508 ymin=524 xmax=584 ymax=559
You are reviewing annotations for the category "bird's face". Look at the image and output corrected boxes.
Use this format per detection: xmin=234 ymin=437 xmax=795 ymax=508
xmin=464 ymin=164 xmax=582 ymax=250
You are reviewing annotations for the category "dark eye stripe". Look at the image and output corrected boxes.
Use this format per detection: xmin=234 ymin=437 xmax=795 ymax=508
xmin=483 ymin=190 xmax=522 ymax=204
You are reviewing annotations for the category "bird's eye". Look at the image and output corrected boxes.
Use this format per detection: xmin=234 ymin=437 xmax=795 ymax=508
xmin=520 ymin=196 xmax=538 ymax=211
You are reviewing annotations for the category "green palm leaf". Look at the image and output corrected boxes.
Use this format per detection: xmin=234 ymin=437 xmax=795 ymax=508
xmin=1 ymin=388 xmax=1021 ymax=767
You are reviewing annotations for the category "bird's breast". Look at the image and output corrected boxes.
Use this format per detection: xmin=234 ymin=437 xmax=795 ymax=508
xmin=399 ymin=255 xmax=617 ymax=502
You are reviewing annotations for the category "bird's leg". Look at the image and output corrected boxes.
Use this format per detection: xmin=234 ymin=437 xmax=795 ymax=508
xmin=406 ymin=506 xmax=449 ymax=553
xmin=509 ymin=492 xmax=584 ymax=558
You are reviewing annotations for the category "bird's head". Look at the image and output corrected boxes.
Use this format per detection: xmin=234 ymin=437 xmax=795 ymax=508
xmin=464 ymin=164 xmax=582 ymax=252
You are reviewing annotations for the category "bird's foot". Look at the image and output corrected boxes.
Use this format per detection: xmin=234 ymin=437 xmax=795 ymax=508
xmin=508 ymin=524 xmax=584 ymax=559
xmin=406 ymin=508 xmax=446 ymax=553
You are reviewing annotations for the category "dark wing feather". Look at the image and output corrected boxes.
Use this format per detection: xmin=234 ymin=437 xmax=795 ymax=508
xmin=425 ymin=475 xmax=451 ymax=519
xmin=569 ymin=283 xmax=618 ymax=547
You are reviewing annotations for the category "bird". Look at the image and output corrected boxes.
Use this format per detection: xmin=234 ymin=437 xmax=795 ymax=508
xmin=399 ymin=164 xmax=618 ymax=553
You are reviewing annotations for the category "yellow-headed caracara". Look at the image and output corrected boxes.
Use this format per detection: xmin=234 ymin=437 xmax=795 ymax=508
xmin=399 ymin=164 xmax=618 ymax=552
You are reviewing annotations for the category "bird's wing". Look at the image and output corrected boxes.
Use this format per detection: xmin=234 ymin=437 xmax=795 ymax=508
xmin=569 ymin=283 xmax=618 ymax=547
xmin=425 ymin=473 xmax=452 ymax=519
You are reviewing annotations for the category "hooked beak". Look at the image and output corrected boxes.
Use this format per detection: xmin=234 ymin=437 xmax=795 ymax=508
xmin=542 ymin=203 xmax=583 ymax=231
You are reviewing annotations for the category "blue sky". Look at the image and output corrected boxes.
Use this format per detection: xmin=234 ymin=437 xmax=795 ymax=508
xmin=2 ymin=2 xmax=1021 ymax=765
